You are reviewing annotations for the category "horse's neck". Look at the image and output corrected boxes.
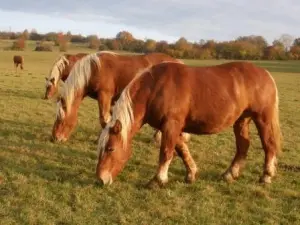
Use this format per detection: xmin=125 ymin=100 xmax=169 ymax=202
xmin=61 ymin=71 xmax=69 ymax=81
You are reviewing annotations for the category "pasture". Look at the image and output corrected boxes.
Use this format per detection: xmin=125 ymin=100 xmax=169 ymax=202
xmin=0 ymin=49 xmax=300 ymax=225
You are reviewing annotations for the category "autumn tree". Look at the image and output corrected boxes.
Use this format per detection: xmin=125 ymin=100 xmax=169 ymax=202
xmin=116 ymin=31 xmax=135 ymax=50
xmin=30 ymin=29 xmax=43 ymax=40
xmin=292 ymin=38 xmax=300 ymax=47
xmin=87 ymin=35 xmax=101 ymax=49
xmin=278 ymin=34 xmax=294 ymax=51
xmin=22 ymin=29 xmax=29 ymax=40
xmin=156 ymin=41 xmax=169 ymax=53
xmin=289 ymin=45 xmax=300 ymax=59
xmin=236 ymin=35 xmax=268 ymax=49
xmin=263 ymin=42 xmax=286 ymax=60
xmin=11 ymin=37 xmax=25 ymax=50
xmin=55 ymin=32 xmax=69 ymax=51
xmin=35 ymin=40 xmax=53 ymax=51
xmin=144 ymin=39 xmax=157 ymax=53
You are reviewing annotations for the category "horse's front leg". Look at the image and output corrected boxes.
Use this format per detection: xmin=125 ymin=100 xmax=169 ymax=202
xmin=97 ymin=91 xmax=113 ymax=128
xmin=147 ymin=119 xmax=182 ymax=188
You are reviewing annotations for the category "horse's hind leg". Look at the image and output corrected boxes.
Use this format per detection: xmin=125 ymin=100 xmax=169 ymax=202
xmin=175 ymin=139 xmax=198 ymax=183
xmin=254 ymin=115 xmax=278 ymax=184
xmin=223 ymin=117 xmax=251 ymax=183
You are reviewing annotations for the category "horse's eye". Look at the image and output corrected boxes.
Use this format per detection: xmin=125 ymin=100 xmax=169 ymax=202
xmin=107 ymin=147 xmax=115 ymax=152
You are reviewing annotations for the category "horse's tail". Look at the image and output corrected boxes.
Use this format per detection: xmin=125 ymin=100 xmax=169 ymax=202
xmin=268 ymin=72 xmax=282 ymax=154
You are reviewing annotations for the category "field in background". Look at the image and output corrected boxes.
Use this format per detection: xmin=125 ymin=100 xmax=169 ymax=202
xmin=0 ymin=48 xmax=300 ymax=225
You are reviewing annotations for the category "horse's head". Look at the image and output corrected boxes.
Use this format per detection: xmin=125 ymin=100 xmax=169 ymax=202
xmin=44 ymin=77 xmax=56 ymax=99
xmin=51 ymin=97 xmax=78 ymax=142
xmin=45 ymin=56 xmax=69 ymax=100
xmin=96 ymin=119 xmax=132 ymax=185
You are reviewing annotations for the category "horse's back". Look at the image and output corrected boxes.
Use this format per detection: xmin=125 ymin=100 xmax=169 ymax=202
xmin=145 ymin=52 xmax=180 ymax=64
xmin=139 ymin=61 xmax=277 ymax=134
xmin=13 ymin=55 xmax=23 ymax=63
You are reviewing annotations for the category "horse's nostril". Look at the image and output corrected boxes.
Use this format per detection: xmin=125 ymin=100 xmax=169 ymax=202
xmin=95 ymin=179 xmax=105 ymax=187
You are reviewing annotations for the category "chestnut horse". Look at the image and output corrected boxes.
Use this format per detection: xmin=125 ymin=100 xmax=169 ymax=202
xmin=13 ymin=55 xmax=24 ymax=71
xmin=52 ymin=51 xmax=187 ymax=142
xmin=96 ymin=61 xmax=281 ymax=187
xmin=44 ymin=53 xmax=87 ymax=99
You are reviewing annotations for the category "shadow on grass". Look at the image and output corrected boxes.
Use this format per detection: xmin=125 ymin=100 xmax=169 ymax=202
xmin=1 ymin=88 xmax=43 ymax=100
xmin=0 ymin=119 xmax=99 ymax=187
xmin=1 ymin=141 xmax=97 ymax=188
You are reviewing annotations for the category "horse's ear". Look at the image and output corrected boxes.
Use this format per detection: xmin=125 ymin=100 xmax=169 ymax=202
xmin=50 ymin=78 xmax=55 ymax=84
xmin=45 ymin=77 xmax=48 ymax=81
xmin=111 ymin=120 xmax=122 ymax=134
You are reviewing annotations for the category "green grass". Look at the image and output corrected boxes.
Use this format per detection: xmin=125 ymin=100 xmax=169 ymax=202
xmin=0 ymin=48 xmax=300 ymax=225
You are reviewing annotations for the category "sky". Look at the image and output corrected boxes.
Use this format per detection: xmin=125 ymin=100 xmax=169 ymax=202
xmin=0 ymin=0 xmax=299 ymax=44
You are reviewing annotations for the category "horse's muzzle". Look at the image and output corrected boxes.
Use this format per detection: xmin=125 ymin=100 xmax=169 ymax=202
xmin=97 ymin=171 xmax=113 ymax=186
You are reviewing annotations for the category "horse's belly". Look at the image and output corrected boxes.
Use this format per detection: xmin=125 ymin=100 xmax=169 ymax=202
xmin=184 ymin=110 xmax=241 ymax=134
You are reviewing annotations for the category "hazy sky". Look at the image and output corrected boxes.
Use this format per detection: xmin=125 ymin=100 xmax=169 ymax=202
xmin=0 ymin=0 xmax=299 ymax=44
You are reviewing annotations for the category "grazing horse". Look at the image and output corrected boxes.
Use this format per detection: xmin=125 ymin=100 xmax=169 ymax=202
xmin=13 ymin=55 xmax=24 ymax=71
xmin=96 ymin=61 xmax=281 ymax=187
xmin=52 ymin=51 xmax=187 ymax=143
xmin=44 ymin=53 xmax=87 ymax=99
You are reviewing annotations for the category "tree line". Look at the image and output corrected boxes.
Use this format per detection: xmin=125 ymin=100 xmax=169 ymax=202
xmin=1 ymin=29 xmax=300 ymax=60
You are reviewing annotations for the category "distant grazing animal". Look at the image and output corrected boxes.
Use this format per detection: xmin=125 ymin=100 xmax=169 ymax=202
xmin=96 ymin=61 xmax=281 ymax=187
xmin=13 ymin=55 xmax=24 ymax=71
xmin=44 ymin=53 xmax=87 ymax=99
xmin=52 ymin=51 xmax=189 ymax=144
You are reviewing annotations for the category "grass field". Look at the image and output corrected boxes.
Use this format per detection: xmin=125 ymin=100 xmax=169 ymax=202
xmin=0 ymin=48 xmax=300 ymax=225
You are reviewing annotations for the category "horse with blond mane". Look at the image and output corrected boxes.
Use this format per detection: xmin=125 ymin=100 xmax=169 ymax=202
xmin=52 ymin=51 xmax=188 ymax=143
xmin=96 ymin=61 xmax=281 ymax=187
xmin=44 ymin=53 xmax=87 ymax=99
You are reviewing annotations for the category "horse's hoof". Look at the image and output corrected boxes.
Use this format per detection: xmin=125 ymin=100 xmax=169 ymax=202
xmin=259 ymin=175 xmax=272 ymax=184
xmin=185 ymin=169 xmax=198 ymax=184
xmin=222 ymin=171 xmax=236 ymax=183
xmin=146 ymin=177 xmax=167 ymax=189
xmin=185 ymin=175 xmax=196 ymax=184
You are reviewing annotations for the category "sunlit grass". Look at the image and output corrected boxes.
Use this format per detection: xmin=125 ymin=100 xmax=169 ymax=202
xmin=0 ymin=49 xmax=299 ymax=225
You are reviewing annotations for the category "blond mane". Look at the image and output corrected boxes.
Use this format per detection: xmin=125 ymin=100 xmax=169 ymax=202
xmin=46 ymin=55 xmax=69 ymax=87
xmin=55 ymin=51 xmax=120 ymax=119
xmin=97 ymin=66 xmax=152 ymax=157
xmin=58 ymin=53 xmax=100 ymax=116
